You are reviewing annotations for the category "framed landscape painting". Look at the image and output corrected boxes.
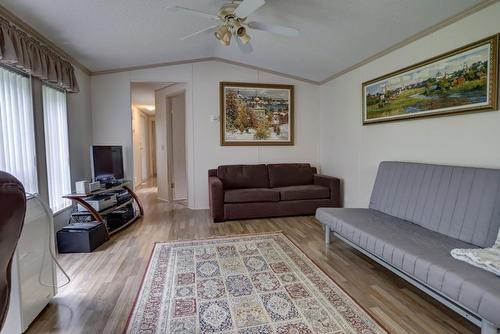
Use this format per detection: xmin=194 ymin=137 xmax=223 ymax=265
xmin=220 ymin=82 xmax=294 ymax=145
xmin=363 ymin=34 xmax=498 ymax=124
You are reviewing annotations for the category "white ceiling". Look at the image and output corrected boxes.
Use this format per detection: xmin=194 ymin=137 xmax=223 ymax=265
xmin=0 ymin=0 xmax=485 ymax=82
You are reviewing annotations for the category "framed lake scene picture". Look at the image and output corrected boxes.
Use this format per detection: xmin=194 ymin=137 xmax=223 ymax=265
xmin=220 ymin=82 xmax=294 ymax=145
xmin=363 ymin=34 xmax=498 ymax=124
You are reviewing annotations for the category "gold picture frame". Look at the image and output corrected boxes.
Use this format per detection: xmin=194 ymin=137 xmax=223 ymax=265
xmin=362 ymin=34 xmax=499 ymax=125
xmin=220 ymin=82 xmax=294 ymax=146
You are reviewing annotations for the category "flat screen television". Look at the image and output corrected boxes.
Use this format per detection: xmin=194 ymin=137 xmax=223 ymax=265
xmin=91 ymin=146 xmax=124 ymax=181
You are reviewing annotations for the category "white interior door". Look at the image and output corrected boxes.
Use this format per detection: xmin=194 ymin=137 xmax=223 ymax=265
xmin=171 ymin=94 xmax=187 ymax=200
xmin=140 ymin=114 xmax=148 ymax=182
xmin=150 ymin=120 xmax=157 ymax=176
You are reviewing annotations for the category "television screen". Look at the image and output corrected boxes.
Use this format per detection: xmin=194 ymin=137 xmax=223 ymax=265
xmin=91 ymin=146 xmax=124 ymax=181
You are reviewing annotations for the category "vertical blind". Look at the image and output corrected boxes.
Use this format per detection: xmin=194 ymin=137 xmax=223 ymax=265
xmin=0 ymin=66 xmax=38 ymax=194
xmin=43 ymin=85 xmax=71 ymax=212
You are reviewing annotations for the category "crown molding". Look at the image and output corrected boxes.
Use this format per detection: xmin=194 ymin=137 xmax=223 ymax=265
xmin=318 ymin=0 xmax=499 ymax=85
xmin=92 ymin=57 xmax=214 ymax=76
xmin=0 ymin=4 xmax=91 ymax=75
xmin=91 ymin=57 xmax=321 ymax=85
xmin=211 ymin=58 xmax=321 ymax=85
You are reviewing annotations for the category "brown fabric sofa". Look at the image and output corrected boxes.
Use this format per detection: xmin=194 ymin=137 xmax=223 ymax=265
xmin=208 ymin=163 xmax=340 ymax=222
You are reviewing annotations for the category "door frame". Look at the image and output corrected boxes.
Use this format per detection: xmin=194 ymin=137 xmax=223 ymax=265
xmin=165 ymin=91 xmax=187 ymax=202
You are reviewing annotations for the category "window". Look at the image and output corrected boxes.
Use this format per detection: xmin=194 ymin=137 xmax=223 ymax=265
xmin=43 ymin=85 xmax=71 ymax=212
xmin=0 ymin=66 xmax=38 ymax=194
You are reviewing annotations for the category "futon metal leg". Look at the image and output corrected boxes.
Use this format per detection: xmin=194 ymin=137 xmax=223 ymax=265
xmin=481 ymin=320 xmax=498 ymax=334
xmin=324 ymin=225 xmax=331 ymax=244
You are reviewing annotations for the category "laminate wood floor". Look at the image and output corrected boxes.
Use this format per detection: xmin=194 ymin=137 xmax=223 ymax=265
xmin=26 ymin=184 xmax=479 ymax=334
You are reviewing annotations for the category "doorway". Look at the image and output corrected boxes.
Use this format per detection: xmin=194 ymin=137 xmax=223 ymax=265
xmin=167 ymin=93 xmax=187 ymax=201
xmin=154 ymin=84 xmax=188 ymax=203
xmin=131 ymin=82 xmax=169 ymax=188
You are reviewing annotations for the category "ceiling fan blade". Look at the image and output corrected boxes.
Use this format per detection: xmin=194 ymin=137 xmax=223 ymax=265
xmin=247 ymin=21 xmax=299 ymax=37
xmin=180 ymin=25 xmax=219 ymax=41
xmin=236 ymin=37 xmax=253 ymax=54
xmin=167 ymin=6 xmax=219 ymax=20
xmin=235 ymin=0 xmax=266 ymax=18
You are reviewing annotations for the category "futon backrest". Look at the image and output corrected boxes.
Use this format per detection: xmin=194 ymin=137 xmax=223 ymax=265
xmin=369 ymin=161 xmax=500 ymax=248
xmin=268 ymin=163 xmax=316 ymax=188
xmin=217 ymin=164 xmax=270 ymax=189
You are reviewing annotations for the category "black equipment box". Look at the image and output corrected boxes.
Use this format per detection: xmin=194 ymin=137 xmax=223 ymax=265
xmin=57 ymin=222 xmax=107 ymax=253
xmin=105 ymin=189 xmax=132 ymax=204
xmin=106 ymin=203 xmax=135 ymax=231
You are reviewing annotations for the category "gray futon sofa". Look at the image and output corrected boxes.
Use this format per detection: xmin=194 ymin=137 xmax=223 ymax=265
xmin=316 ymin=161 xmax=500 ymax=334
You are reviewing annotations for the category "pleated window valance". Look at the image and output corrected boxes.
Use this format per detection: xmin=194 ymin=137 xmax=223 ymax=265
xmin=0 ymin=16 xmax=79 ymax=93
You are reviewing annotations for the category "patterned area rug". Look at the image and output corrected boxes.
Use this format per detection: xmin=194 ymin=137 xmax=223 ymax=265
xmin=125 ymin=233 xmax=387 ymax=334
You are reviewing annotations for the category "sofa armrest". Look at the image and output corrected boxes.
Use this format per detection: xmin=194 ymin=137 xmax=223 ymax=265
xmin=208 ymin=176 xmax=224 ymax=222
xmin=314 ymin=174 xmax=341 ymax=207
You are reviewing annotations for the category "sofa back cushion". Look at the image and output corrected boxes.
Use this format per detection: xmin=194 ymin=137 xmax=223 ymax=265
xmin=268 ymin=163 xmax=315 ymax=188
xmin=217 ymin=164 xmax=269 ymax=189
xmin=370 ymin=161 xmax=500 ymax=247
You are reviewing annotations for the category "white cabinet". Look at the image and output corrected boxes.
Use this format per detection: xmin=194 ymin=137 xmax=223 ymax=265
xmin=1 ymin=198 xmax=57 ymax=334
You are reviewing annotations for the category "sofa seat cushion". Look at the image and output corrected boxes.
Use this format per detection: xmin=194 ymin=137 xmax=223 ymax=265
xmin=275 ymin=185 xmax=330 ymax=201
xmin=224 ymin=188 xmax=279 ymax=203
xmin=316 ymin=208 xmax=500 ymax=327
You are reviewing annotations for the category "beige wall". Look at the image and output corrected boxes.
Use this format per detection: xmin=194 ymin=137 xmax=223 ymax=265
xmin=92 ymin=61 xmax=321 ymax=208
xmin=191 ymin=62 xmax=321 ymax=208
xmin=53 ymin=67 xmax=93 ymax=231
xmin=91 ymin=71 xmax=133 ymax=179
xmin=67 ymin=67 xmax=93 ymax=186
xmin=319 ymin=2 xmax=500 ymax=208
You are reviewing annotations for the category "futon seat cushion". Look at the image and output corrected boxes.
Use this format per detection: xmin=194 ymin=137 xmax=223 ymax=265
xmin=224 ymin=188 xmax=279 ymax=203
xmin=316 ymin=207 xmax=500 ymax=327
xmin=275 ymin=185 xmax=330 ymax=201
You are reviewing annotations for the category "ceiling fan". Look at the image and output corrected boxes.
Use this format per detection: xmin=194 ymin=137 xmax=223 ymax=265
xmin=167 ymin=0 xmax=299 ymax=53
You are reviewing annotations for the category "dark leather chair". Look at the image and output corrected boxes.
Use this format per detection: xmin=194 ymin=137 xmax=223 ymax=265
xmin=0 ymin=172 xmax=26 ymax=330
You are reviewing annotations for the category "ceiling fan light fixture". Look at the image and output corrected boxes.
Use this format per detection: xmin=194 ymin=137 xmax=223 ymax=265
xmin=214 ymin=25 xmax=229 ymax=40
xmin=175 ymin=0 xmax=298 ymax=50
xmin=239 ymin=32 xmax=251 ymax=45
xmin=231 ymin=20 xmax=245 ymax=36
xmin=221 ymin=31 xmax=232 ymax=46
xmin=215 ymin=24 xmax=233 ymax=46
